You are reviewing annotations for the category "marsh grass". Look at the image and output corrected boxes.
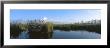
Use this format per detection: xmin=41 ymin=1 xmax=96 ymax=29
xmin=10 ymin=20 xmax=101 ymax=38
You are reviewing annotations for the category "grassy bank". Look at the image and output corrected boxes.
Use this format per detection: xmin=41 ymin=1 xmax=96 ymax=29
xmin=10 ymin=22 xmax=53 ymax=38
xmin=10 ymin=20 xmax=101 ymax=38
xmin=53 ymin=24 xmax=101 ymax=34
xmin=10 ymin=22 xmax=54 ymax=39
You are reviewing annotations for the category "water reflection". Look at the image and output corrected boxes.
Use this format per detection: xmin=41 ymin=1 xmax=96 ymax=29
xmin=28 ymin=31 xmax=53 ymax=39
xmin=10 ymin=31 xmax=22 ymax=39
xmin=11 ymin=31 xmax=53 ymax=39
xmin=18 ymin=31 xmax=29 ymax=39
xmin=52 ymin=30 xmax=101 ymax=39
xmin=10 ymin=30 xmax=101 ymax=39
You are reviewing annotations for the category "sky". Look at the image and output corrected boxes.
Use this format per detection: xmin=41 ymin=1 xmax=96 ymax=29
xmin=10 ymin=9 xmax=101 ymax=23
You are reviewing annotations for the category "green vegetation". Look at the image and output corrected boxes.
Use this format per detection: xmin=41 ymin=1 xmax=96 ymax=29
xmin=10 ymin=24 xmax=23 ymax=38
xmin=10 ymin=20 xmax=101 ymax=38
xmin=53 ymin=24 xmax=101 ymax=34
xmin=46 ymin=22 xmax=53 ymax=32
xmin=10 ymin=20 xmax=54 ymax=38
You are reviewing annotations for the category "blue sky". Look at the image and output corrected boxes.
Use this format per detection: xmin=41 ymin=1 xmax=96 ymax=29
xmin=10 ymin=9 xmax=101 ymax=23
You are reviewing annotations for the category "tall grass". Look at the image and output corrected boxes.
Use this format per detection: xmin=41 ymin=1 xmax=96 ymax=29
xmin=10 ymin=21 xmax=54 ymax=38
xmin=10 ymin=19 xmax=101 ymax=38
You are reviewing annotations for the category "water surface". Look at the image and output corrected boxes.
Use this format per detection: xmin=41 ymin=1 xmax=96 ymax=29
xmin=52 ymin=30 xmax=100 ymax=39
xmin=11 ymin=30 xmax=101 ymax=39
